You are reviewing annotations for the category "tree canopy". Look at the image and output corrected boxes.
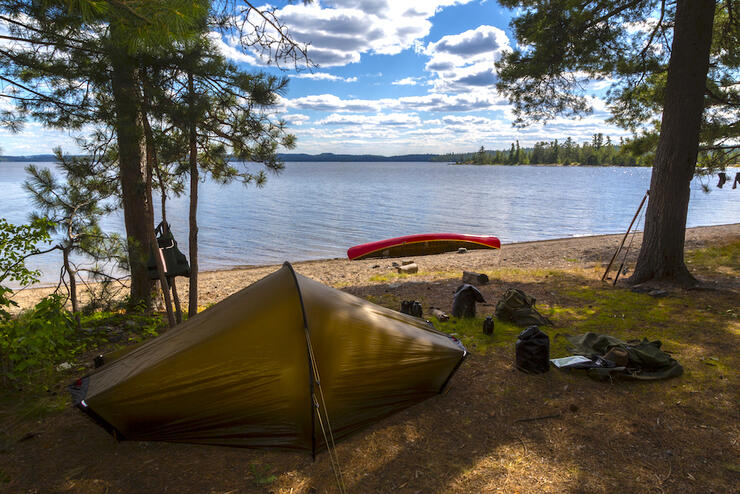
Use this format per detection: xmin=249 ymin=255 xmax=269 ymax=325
xmin=496 ymin=0 xmax=739 ymax=169
xmin=1 ymin=0 xmax=308 ymax=306
xmin=496 ymin=0 xmax=735 ymax=286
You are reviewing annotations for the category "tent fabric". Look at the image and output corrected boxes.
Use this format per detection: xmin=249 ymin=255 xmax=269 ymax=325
xmin=73 ymin=263 xmax=466 ymax=454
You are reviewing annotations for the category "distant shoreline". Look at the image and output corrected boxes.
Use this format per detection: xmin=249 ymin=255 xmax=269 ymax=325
xmin=1 ymin=154 xmax=652 ymax=166
xmin=2 ymin=153 xmax=443 ymax=163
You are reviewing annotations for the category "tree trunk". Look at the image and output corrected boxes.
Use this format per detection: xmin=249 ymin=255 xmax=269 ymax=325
xmin=141 ymin=111 xmax=176 ymax=327
xmin=110 ymin=36 xmax=154 ymax=307
xmin=187 ymin=71 xmax=199 ymax=318
xmin=62 ymin=247 xmax=78 ymax=314
xmin=629 ymin=0 xmax=716 ymax=287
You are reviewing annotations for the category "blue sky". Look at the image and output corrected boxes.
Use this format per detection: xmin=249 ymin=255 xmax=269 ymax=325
xmin=0 ymin=0 xmax=631 ymax=156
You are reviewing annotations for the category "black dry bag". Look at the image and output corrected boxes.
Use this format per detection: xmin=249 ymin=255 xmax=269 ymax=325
xmin=452 ymin=284 xmax=485 ymax=318
xmin=516 ymin=326 xmax=550 ymax=374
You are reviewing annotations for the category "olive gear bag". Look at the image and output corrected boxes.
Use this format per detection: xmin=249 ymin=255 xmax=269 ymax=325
xmin=495 ymin=288 xmax=552 ymax=327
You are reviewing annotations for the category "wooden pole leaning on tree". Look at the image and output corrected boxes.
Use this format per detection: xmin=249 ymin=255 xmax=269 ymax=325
xmin=601 ymin=190 xmax=650 ymax=282
xmin=170 ymin=278 xmax=183 ymax=324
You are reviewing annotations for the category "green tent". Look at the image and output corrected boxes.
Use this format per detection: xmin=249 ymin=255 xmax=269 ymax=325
xmin=72 ymin=263 xmax=466 ymax=455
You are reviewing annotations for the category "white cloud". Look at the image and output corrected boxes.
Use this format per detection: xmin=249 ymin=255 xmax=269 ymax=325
xmin=317 ymin=113 xmax=422 ymax=127
xmin=422 ymin=25 xmax=511 ymax=92
xmin=281 ymin=113 xmax=311 ymax=126
xmin=0 ymin=121 xmax=85 ymax=155
xmin=237 ymin=0 xmax=477 ymax=67
xmin=293 ymin=72 xmax=357 ymax=83
xmin=284 ymin=92 xmax=633 ymax=155
xmin=208 ymin=31 xmax=260 ymax=65
xmin=392 ymin=77 xmax=420 ymax=86
xmin=281 ymin=90 xmax=508 ymax=114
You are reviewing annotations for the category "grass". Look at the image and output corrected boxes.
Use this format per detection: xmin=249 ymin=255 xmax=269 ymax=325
xmin=685 ymin=241 xmax=740 ymax=277
xmin=435 ymin=317 xmax=523 ymax=353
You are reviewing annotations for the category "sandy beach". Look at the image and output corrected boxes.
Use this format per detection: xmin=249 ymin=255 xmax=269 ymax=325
xmin=11 ymin=223 xmax=740 ymax=312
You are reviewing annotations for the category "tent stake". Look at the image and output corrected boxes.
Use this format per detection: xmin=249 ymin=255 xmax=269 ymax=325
xmin=602 ymin=190 xmax=649 ymax=282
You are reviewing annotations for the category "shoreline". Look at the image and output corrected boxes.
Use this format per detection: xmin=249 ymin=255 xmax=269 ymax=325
xmin=10 ymin=223 xmax=740 ymax=311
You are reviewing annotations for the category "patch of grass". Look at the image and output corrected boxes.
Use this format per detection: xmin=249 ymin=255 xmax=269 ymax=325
xmin=369 ymin=271 xmax=422 ymax=283
xmin=0 ymin=468 xmax=9 ymax=483
xmin=369 ymin=269 xmax=464 ymax=283
xmin=434 ymin=317 xmax=523 ymax=354
xmin=249 ymin=463 xmax=277 ymax=486
xmin=685 ymin=240 xmax=740 ymax=274
xmin=364 ymin=293 xmax=400 ymax=308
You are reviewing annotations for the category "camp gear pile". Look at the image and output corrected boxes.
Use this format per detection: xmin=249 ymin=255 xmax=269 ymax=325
xmin=515 ymin=326 xmax=550 ymax=374
xmin=561 ymin=332 xmax=683 ymax=381
xmin=70 ymin=263 xmax=466 ymax=454
xmin=495 ymin=288 xmax=552 ymax=327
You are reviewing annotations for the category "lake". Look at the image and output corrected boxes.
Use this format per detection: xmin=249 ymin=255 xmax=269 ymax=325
xmin=1 ymin=161 xmax=739 ymax=285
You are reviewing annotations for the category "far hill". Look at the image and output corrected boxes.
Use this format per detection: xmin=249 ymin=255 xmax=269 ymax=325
xmin=1 ymin=153 xmax=444 ymax=163
xmin=0 ymin=154 xmax=59 ymax=162
xmin=277 ymin=153 xmax=440 ymax=162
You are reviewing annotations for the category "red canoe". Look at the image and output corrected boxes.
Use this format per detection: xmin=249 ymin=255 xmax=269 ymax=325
xmin=347 ymin=233 xmax=501 ymax=260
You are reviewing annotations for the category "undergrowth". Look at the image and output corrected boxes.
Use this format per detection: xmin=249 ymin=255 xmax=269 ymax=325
xmin=0 ymin=298 xmax=165 ymax=395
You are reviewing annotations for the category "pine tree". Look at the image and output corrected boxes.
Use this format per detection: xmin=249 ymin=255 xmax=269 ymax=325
xmin=497 ymin=0 xmax=736 ymax=285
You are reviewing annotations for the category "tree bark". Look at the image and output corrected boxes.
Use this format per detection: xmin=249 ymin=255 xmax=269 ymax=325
xmin=187 ymin=71 xmax=199 ymax=318
xmin=629 ymin=0 xmax=716 ymax=287
xmin=109 ymin=35 xmax=154 ymax=307
xmin=62 ymin=247 xmax=78 ymax=314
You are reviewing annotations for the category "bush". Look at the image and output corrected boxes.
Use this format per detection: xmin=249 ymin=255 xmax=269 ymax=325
xmin=0 ymin=294 xmax=75 ymax=385
xmin=0 ymin=217 xmax=53 ymax=319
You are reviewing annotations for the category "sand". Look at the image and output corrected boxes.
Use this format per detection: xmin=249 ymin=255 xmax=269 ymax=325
xmin=9 ymin=223 xmax=740 ymax=312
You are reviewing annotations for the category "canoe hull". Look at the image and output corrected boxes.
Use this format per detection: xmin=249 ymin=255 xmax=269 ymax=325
xmin=347 ymin=233 xmax=501 ymax=260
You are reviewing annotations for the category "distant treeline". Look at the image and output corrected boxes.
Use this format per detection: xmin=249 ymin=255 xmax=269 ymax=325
xmin=1 ymin=138 xmax=645 ymax=165
xmin=434 ymin=134 xmax=645 ymax=166
xmin=1 ymin=153 xmax=440 ymax=163
xmin=276 ymin=153 xmax=439 ymax=162
xmin=0 ymin=154 xmax=60 ymax=162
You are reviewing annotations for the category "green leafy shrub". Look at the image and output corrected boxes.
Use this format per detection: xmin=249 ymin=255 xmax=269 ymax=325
xmin=0 ymin=217 xmax=54 ymax=319
xmin=0 ymin=294 xmax=74 ymax=385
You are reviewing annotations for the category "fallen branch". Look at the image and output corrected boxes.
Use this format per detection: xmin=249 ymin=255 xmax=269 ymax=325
xmin=514 ymin=413 xmax=562 ymax=423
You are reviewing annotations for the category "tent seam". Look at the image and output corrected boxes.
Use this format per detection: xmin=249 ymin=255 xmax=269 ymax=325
xmin=281 ymin=261 xmax=317 ymax=460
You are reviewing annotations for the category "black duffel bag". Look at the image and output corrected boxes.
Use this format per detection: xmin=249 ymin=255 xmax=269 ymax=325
xmin=516 ymin=326 xmax=550 ymax=374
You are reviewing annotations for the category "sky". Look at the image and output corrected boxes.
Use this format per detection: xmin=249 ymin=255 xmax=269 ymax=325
xmin=0 ymin=0 xmax=633 ymax=156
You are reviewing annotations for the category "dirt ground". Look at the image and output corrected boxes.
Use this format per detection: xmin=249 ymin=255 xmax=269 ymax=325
xmin=2 ymin=224 xmax=739 ymax=493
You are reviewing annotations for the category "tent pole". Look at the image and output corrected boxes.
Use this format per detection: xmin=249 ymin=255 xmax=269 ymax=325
xmin=282 ymin=262 xmax=317 ymax=460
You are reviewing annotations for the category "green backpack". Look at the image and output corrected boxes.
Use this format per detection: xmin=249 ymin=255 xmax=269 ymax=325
xmin=495 ymin=288 xmax=552 ymax=327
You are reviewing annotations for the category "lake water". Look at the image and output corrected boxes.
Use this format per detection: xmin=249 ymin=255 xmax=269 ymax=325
xmin=1 ymin=161 xmax=739 ymax=285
